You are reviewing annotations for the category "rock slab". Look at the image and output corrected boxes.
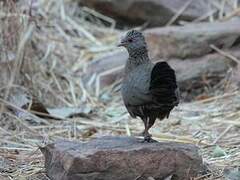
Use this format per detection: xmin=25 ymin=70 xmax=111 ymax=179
xmin=78 ymin=0 xmax=211 ymax=27
xmin=145 ymin=19 xmax=240 ymax=59
xmin=41 ymin=136 xmax=205 ymax=180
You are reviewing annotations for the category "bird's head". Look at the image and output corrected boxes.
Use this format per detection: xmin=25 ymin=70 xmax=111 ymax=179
xmin=118 ymin=30 xmax=147 ymax=53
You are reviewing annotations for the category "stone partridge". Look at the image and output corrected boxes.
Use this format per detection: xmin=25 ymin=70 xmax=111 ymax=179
xmin=119 ymin=30 xmax=179 ymax=142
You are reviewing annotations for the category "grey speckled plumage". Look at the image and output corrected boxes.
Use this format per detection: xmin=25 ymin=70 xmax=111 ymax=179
xmin=119 ymin=30 xmax=179 ymax=142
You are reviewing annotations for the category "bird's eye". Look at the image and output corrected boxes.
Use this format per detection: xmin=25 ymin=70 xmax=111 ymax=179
xmin=128 ymin=39 xmax=133 ymax=43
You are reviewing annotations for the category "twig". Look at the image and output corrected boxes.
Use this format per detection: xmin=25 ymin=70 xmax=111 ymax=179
xmin=193 ymin=91 xmax=238 ymax=104
xmin=192 ymin=9 xmax=217 ymax=23
xmin=66 ymin=16 xmax=102 ymax=46
xmin=0 ymin=98 xmax=50 ymax=125
xmin=211 ymin=125 xmax=233 ymax=145
xmin=95 ymin=65 xmax=124 ymax=97
xmin=210 ymin=44 xmax=240 ymax=64
xmin=82 ymin=7 xmax=116 ymax=30
xmin=219 ymin=0 xmax=227 ymax=19
xmin=222 ymin=7 xmax=240 ymax=21
xmin=0 ymin=24 xmax=35 ymax=119
xmin=166 ymin=0 xmax=194 ymax=26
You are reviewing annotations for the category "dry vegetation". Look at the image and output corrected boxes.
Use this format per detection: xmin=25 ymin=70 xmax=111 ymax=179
xmin=0 ymin=0 xmax=240 ymax=179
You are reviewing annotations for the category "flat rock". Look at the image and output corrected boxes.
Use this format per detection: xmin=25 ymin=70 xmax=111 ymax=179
xmin=145 ymin=19 xmax=240 ymax=59
xmin=41 ymin=136 xmax=205 ymax=180
xmin=78 ymin=0 xmax=212 ymax=27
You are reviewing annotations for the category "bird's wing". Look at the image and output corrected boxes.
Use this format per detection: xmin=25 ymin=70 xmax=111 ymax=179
xmin=149 ymin=61 xmax=179 ymax=107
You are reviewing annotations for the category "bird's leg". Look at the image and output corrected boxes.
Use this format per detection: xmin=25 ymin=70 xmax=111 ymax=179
xmin=143 ymin=118 xmax=152 ymax=142
xmin=143 ymin=117 xmax=156 ymax=142
xmin=141 ymin=117 xmax=148 ymax=136
xmin=136 ymin=117 xmax=147 ymax=137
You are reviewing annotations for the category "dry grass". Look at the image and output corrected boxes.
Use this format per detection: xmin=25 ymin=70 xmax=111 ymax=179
xmin=0 ymin=0 xmax=239 ymax=179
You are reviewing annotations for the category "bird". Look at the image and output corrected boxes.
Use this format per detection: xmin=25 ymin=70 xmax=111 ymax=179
xmin=118 ymin=30 xmax=179 ymax=142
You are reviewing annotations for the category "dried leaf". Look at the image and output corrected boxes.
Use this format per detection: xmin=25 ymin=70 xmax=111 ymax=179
xmin=212 ymin=145 xmax=227 ymax=158
xmin=7 ymin=89 xmax=50 ymax=119
xmin=47 ymin=106 xmax=92 ymax=119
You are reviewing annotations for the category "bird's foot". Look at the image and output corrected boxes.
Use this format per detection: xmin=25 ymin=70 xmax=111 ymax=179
xmin=140 ymin=137 xmax=156 ymax=143
xmin=144 ymin=134 xmax=153 ymax=142
xmin=140 ymin=133 xmax=157 ymax=143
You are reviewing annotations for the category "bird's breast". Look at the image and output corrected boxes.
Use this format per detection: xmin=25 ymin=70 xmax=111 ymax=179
xmin=121 ymin=64 xmax=153 ymax=105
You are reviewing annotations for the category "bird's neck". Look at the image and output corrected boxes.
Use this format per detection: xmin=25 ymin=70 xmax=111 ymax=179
xmin=125 ymin=47 xmax=150 ymax=74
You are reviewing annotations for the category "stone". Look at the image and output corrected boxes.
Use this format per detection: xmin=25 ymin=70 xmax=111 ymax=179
xmin=41 ymin=136 xmax=205 ymax=180
xmin=145 ymin=19 xmax=240 ymax=59
xmin=78 ymin=0 xmax=212 ymax=27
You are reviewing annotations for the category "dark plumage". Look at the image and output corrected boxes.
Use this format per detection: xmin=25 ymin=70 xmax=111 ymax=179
xmin=119 ymin=30 xmax=179 ymax=142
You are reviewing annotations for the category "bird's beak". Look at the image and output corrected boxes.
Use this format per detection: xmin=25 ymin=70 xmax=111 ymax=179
xmin=117 ymin=41 xmax=126 ymax=47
